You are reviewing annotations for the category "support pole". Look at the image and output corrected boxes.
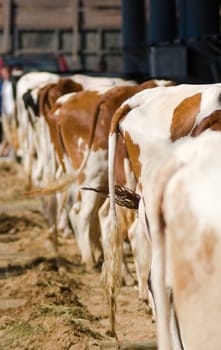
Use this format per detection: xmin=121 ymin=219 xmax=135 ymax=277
xmin=177 ymin=0 xmax=220 ymax=40
xmin=2 ymin=0 xmax=11 ymax=53
xmin=121 ymin=0 xmax=146 ymax=76
xmin=148 ymin=0 xmax=176 ymax=44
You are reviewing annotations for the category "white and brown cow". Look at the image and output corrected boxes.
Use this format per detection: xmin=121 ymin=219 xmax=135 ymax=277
xmin=16 ymin=72 xmax=60 ymax=181
xmin=106 ymin=83 xmax=221 ymax=342
xmin=36 ymin=84 xmax=143 ymax=268
xmin=153 ymin=130 xmax=221 ymax=350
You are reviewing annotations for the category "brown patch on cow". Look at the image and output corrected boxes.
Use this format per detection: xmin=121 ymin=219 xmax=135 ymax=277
xmin=117 ymin=206 xmax=136 ymax=240
xmin=191 ymin=109 xmax=221 ymax=136
xmin=170 ymin=93 xmax=202 ymax=141
xmin=47 ymin=78 xmax=83 ymax=108
xmin=76 ymin=189 xmax=82 ymax=202
xmin=139 ymin=80 xmax=176 ymax=89
xmin=37 ymin=78 xmax=84 ymax=172
xmin=197 ymin=231 xmax=217 ymax=273
xmin=58 ymin=78 xmax=83 ymax=94
xmin=174 ymin=260 xmax=196 ymax=292
xmin=172 ymin=230 xmax=217 ymax=305
xmin=46 ymin=104 xmax=66 ymax=172
xmin=171 ymin=239 xmax=200 ymax=302
xmin=77 ymin=171 xmax=86 ymax=185
xmin=124 ymin=131 xmax=142 ymax=181
xmin=92 ymin=82 xmax=153 ymax=149
xmin=163 ymin=179 xmax=200 ymax=297
xmin=110 ymin=104 xmax=132 ymax=135
xmin=38 ymin=83 xmax=57 ymax=118
xmin=115 ymin=136 xmax=128 ymax=185
xmin=93 ymin=85 xmax=141 ymax=152
xmin=38 ymin=78 xmax=83 ymax=120
xmin=139 ymin=80 xmax=159 ymax=89
xmin=58 ymin=90 xmax=101 ymax=170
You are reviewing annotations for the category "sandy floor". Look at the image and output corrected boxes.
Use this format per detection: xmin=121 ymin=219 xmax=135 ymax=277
xmin=0 ymin=159 xmax=156 ymax=350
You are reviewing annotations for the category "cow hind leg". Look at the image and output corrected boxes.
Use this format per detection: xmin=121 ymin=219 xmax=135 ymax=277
xmin=46 ymin=193 xmax=59 ymax=256
xmin=121 ymin=249 xmax=135 ymax=287
xmin=56 ymin=191 xmax=73 ymax=238
xmin=128 ymin=216 xmax=152 ymax=310
xmin=69 ymin=191 xmax=103 ymax=270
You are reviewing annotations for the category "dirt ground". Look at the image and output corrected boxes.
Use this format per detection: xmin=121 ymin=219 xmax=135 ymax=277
xmin=0 ymin=159 xmax=156 ymax=350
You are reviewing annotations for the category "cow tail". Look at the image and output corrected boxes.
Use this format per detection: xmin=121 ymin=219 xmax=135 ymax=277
xmin=25 ymin=173 xmax=76 ymax=196
xmin=100 ymin=104 xmax=131 ymax=343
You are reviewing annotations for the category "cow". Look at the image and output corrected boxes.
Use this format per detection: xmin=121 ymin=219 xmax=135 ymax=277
xmin=15 ymin=76 xmax=84 ymax=250
xmin=36 ymin=78 xmax=84 ymax=179
xmin=32 ymin=79 xmax=85 ymax=245
xmin=15 ymin=72 xmax=60 ymax=185
xmin=105 ymin=83 xmax=221 ymax=342
xmin=152 ymin=130 xmax=221 ymax=350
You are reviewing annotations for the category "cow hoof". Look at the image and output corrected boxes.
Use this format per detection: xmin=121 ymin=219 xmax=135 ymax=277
xmin=138 ymin=298 xmax=152 ymax=315
xmin=60 ymin=228 xmax=73 ymax=238
xmin=122 ymin=274 xmax=135 ymax=287
xmin=94 ymin=257 xmax=103 ymax=272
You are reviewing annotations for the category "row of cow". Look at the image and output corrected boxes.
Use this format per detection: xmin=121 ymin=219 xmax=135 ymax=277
xmin=16 ymin=72 xmax=170 ymax=290
xmin=11 ymin=71 xmax=221 ymax=350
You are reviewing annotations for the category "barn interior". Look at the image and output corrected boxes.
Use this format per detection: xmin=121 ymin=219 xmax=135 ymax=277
xmin=0 ymin=0 xmax=220 ymax=83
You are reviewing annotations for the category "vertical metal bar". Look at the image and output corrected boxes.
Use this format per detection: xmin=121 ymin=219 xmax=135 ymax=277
xmin=2 ymin=0 xmax=11 ymax=53
xmin=98 ymin=29 xmax=108 ymax=72
xmin=185 ymin=0 xmax=219 ymax=39
xmin=97 ymin=28 xmax=103 ymax=57
xmin=72 ymin=0 xmax=80 ymax=65
xmin=14 ymin=28 xmax=20 ymax=54
xmin=54 ymin=29 xmax=60 ymax=54
xmin=148 ymin=0 xmax=176 ymax=44
xmin=176 ymin=0 xmax=186 ymax=40
xmin=121 ymin=0 xmax=146 ymax=76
